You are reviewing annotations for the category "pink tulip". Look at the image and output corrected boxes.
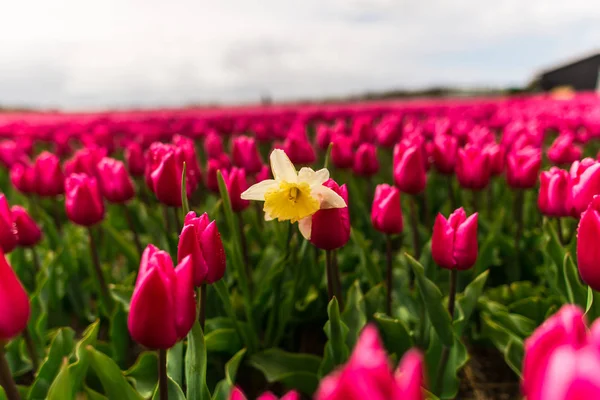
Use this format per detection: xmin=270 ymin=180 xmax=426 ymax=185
xmin=0 ymin=249 xmax=30 ymax=341
xmin=353 ymin=143 xmax=379 ymax=177
xmin=577 ymin=196 xmax=600 ymax=291
xmin=432 ymin=208 xmax=478 ymax=270
xmin=125 ymin=142 xmax=146 ymax=177
xmin=567 ymin=158 xmax=600 ymax=217
xmin=0 ymin=195 xmax=17 ymax=254
xmin=331 ymin=135 xmax=354 ymax=169
xmin=11 ymin=206 xmax=42 ymax=247
xmin=65 ymin=174 xmax=105 ymax=227
xmin=371 ymin=184 xmax=403 ymax=235
xmin=506 ymin=145 xmax=542 ymax=189
xmin=432 ymin=134 xmax=458 ymax=175
xmin=33 ymin=152 xmax=64 ymax=197
xmin=97 ymin=157 xmax=135 ymax=203
xmin=548 ymin=134 xmax=582 ymax=165
xmin=455 ymin=144 xmax=491 ymax=190
xmin=221 ymin=167 xmax=250 ymax=212
xmin=393 ymin=140 xmax=427 ymax=195
xmin=538 ymin=167 xmax=569 ymax=217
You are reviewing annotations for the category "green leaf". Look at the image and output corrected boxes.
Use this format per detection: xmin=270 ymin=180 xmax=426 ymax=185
xmin=374 ymin=313 xmax=413 ymax=361
xmin=28 ymin=328 xmax=76 ymax=400
xmin=212 ymin=349 xmax=247 ymax=400
xmin=205 ymin=328 xmax=242 ymax=354
xmin=454 ymin=270 xmax=489 ymax=335
xmin=319 ymin=297 xmax=350 ymax=377
xmin=213 ymin=279 xmax=256 ymax=352
xmin=586 ymin=286 xmax=594 ymax=316
xmin=109 ymin=303 xmax=129 ymax=369
xmin=472 ymin=209 xmax=504 ymax=277
xmin=125 ymin=352 xmax=158 ymax=399
xmin=151 ymin=376 xmax=186 ymax=400
xmin=425 ymin=330 xmax=468 ymax=400
xmin=167 ymin=342 xmax=184 ymax=388
xmin=68 ymin=320 xmax=100 ymax=394
xmin=181 ymin=162 xmax=190 ymax=216
xmin=323 ymin=142 xmax=333 ymax=169
xmin=563 ymin=253 xmax=587 ymax=307
xmin=341 ymin=281 xmax=367 ymax=349
xmin=86 ymin=345 xmax=143 ymax=400
xmin=47 ymin=359 xmax=73 ymax=400
xmin=185 ymin=321 xmax=211 ymax=400
xmin=102 ymin=223 xmax=139 ymax=268
xmin=363 ymin=284 xmax=385 ymax=319
xmin=350 ymin=230 xmax=382 ymax=286
xmin=249 ymin=348 xmax=321 ymax=395
xmin=480 ymin=312 xmax=524 ymax=376
xmin=406 ymin=254 xmax=453 ymax=347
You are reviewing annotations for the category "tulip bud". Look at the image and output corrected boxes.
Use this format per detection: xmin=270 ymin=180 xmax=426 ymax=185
xmin=330 ymin=135 xmax=354 ymax=169
xmin=11 ymin=206 xmax=42 ymax=247
xmin=125 ymin=142 xmax=146 ymax=177
xmin=506 ymin=146 xmax=542 ymax=189
xmin=376 ymin=116 xmax=402 ymax=148
xmin=456 ymin=144 xmax=491 ymax=190
xmin=204 ymin=131 xmax=224 ymax=160
xmin=538 ymin=167 xmax=569 ymax=217
xmin=206 ymin=158 xmax=227 ymax=193
xmin=482 ymin=142 xmax=505 ymax=176
xmin=577 ymin=196 xmax=600 ymax=291
xmin=146 ymin=143 xmax=184 ymax=207
xmin=257 ymin=391 xmax=300 ymax=400
xmin=178 ymin=212 xmax=226 ymax=286
xmin=548 ymin=134 xmax=582 ymax=165
xmin=353 ymin=143 xmax=379 ymax=177
xmin=371 ymin=184 xmax=403 ymax=235
xmin=0 ymin=196 xmax=17 ymax=254
xmin=394 ymin=349 xmax=425 ymax=400
xmin=432 ymin=134 xmax=458 ymax=175
xmin=33 ymin=151 xmax=64 ymax=197
xmin=221 ymin=168 xmax=250 ymax=212
xmin=522 ymin=305 xmax=588 ymax=400
xmin=232 ymin=136 xmax=263 ymax=175
xmin=0 ymin=249 xmax=30 ymax=341
xmin=128 ymin=245 xmax=196 ymax=349
xmin=283 ymin=135 xmax=316 ymax=165
xmin=173 ymin=134 xmax=202 ymax=190
xmin=432 ymin=208 xmax=478 ymax=270
xmin=97 ymin=157 xmax=135 ymax=203
xmin=299 ymin=180 xmax=350 ymax=250
xmin=10 ymin=162 xmax=36 ymax=194
xmin=351 ymin=116 xmax=373 ymax=145
xmin=393 ymin=141 xmax=427 ymax=194
xmin=65 ymin=174 xmax=105 ymax=226
xmin=64 ymin=147 xmax=106 ymax=177
xmin=255 ymin=164 xmax=271 ymax=183
xmin=567 ymin=158 xmax=600 ymax=217
xmin=316 ymin=124 xmax=332 ymax=151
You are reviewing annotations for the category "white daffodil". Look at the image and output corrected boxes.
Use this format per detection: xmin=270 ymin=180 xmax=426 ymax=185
xmin=240 ymin=149 xmax=347 ymax=229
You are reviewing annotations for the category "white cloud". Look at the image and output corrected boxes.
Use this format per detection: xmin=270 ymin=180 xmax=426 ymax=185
xmin=0 ymin=0 xmax=598 ymax=109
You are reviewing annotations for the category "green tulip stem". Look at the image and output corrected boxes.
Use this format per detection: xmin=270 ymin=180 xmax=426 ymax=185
xmin=22 ymin=327 xmax=39 ymax=373
xmin=237 ymin=213 xmax=252 ymax=295
xmin=0 ymin=344 xmax=20 ymax=400
xmin=87 ymin=227 xmax=113 ymax=314
xmin=163 ymin=206 xmax=173 ymax=236
xmin=158 ymin=348 xmax=168 ymax=400
xmin=513 ymin=189 xmax=525 ymax=281
xmin=447 ymin=176 xmax=457 ymax=210
xmin=122 ymin=204 xmax=143 ymax=256
xmin=198 ymin=284 xmax=207 ymax=331
xmin=171 ymin=207 xmax=181 ymax=233
xmin=556 ymin=217 xmax=566 ymax=245
xmin=409 ymin=195 xmax=421 ymax=260
xmin=325 ymin=250 xmax=334 ymax=300
xmin=326 ymin=250 xmax=344 ymax=310
xmin=435 ymin=268 xmax=458 ymax=395
xmin=385 ymin=235 xmax=394 ymax=316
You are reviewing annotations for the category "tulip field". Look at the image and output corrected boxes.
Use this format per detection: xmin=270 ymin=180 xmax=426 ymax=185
xmin=1 ymin=93 xmax=600 ymax=399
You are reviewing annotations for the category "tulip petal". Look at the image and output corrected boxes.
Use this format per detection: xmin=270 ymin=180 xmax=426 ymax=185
xmin=0 ymin=250 xmax=30 ymax=340
xmin=174 ymin=256 xmax=196 ymax=339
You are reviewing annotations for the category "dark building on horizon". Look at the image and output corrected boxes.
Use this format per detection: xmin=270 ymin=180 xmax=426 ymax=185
xmin=536 ymin=52 xmax=600 ymax=91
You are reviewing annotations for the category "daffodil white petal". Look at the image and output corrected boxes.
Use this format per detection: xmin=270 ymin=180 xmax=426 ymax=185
xmin=270 ymin=149 xmax=297 ymax=182
xmin=313 ymin=168 xmax=330 ymax=185
xmin=297 ymin=167 xmax=317 ymax=183
xmin=298 ymin=217 xmax=312 ymax=240
xmin=312 ymin=185 xmax=347 ymax=209
xmin=240 ymin=180 xmax=278 ymax=201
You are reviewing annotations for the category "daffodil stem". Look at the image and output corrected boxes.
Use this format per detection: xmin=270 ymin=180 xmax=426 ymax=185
xmin=88 ymin=227 xmax=113 ymax=314
xmin=122 ymin=204 xmax=143 ymax=256
xmin=158 ymin=349 xmax=168 ymax=400
xmin=435 ymin=268 xmax=458 ymax=395
xmin=23 ymin=327 xmax=39 ymax=373
xmin=0 ymin=344 xmax=20 ymax=400
xmin=386 ymin=235 xmax=394 ymax=316
xmin=198 ymin=284 xmax=207 ymax=331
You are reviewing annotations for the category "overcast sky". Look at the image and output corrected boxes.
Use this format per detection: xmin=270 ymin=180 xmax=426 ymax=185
xmin=1 ymin=0 xmax=599 ymax=109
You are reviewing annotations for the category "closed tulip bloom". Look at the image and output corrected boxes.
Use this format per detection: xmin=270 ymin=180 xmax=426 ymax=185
xmin=65 ymin=174 xmax=105 ymax=226
xmin=178 ymin=212 xmax=226 ymax=286
xmin=538 ymin=167 xmax=569 ymax=217
xmin=0 ymin=196 xmax=17 ymax=254
xmin=206 ymin=158 xmax=227 ymax=193
xmin=316 ymin=324 xmax=425 ymax=400
xmin=221 ymin=167 xmax=250 ymax=212
xmin=522 ymin=305 xmax=589 ymax=400
xmin=568 ymin=158 xmax=600 ymax=217
xmin=125 ymin=142 xmax=146 ymax=177
xmin=331 ymin=135 xmax=354 ymax=169
xmin=299 ymin=179 xmax=350 ymax=250
xmin=432 ymin=208 xmax=478 ymax=270
xmin=577 ymin=196 xmax=600 ymax=291
xmin=11 ymin=206 xmax=42 ymax=247
xmin=33 ymin=151 xmax=64 ymax=197
xmin=146 ymin=143 xmax=184 ymax=207
xmin=432 ymin=134 xmax=458 ymax=175
xmin=316 ymin=124 xmax=332 ymax=151
xmin=371 ymin=184 xmax=403 ymax=234
xmin=0 ymin=249 xmax=30 ymax=341
xmin=204 ymin=131 xmax=224 ymax=159
xmin=455 ymin=144 xmax=491 ymax=190
xmin=231 ymin=388 xmax=300 ymax=400
xmin=255 ymin=164 xmax=271 ymax=183
xmin=10 ymin=162 xmax=36 ymax=194
xmin=548 ymin=134 xmax=582 ymax=165
xmin=128 ymin=245 xmax=196 ymax=349
xmin=64 ymin=147 xmax=107 ymax=177
xmin=97 ymin=157 xmax=135 ymax=203
xmin=482 ymin=142 xmax=505 ymax=176
xmin=353 ymin=143 xmax=379 ymax=177
xmin=376 ymin=116 xmax=402 ymax=148
xmin=283 ymin=134 xmax=316 ymax=165
xmin=393 ymin=141 xmax=427 ymax=194
xmin=506 ymin=146 xmax=542 ymax=189
xmin=173 ymin=135 xmax=202 ymax=190
xmin=232 ymin=136 xmax=263 ymax=174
